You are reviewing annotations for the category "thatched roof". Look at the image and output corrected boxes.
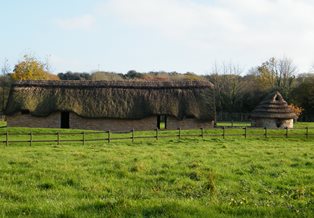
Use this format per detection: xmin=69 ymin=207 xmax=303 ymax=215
xmin=5 ymin=80 xmax=215 ymax=120
xmin=251 ymin=91 xmax=296 ymax=119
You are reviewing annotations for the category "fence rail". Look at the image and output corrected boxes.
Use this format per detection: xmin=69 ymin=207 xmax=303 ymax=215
xmin=0 ymin=126 xmax=313 ymax=146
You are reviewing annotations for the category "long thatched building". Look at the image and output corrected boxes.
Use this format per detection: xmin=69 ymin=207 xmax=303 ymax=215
xmin=5 ymin=80 xmax=215 ymax=131
xmin=251 ymin=91 xmax=296 ymax=128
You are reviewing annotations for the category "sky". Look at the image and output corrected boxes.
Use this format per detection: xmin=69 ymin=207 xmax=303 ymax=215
xmin=1 ymin=0 xmax=314 ymax=75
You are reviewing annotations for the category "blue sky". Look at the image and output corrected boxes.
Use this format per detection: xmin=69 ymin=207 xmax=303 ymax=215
xmin=1 ymin=0 xmax=314 ymax=74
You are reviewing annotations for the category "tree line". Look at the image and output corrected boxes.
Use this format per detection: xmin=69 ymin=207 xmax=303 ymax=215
xmin=1 ymin=55 xmax=313 ymax=121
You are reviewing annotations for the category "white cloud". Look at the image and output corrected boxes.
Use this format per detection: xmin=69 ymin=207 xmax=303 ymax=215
xmin=95 ymin=0 xmax=314 ymax=71
xmin=55 ymin=14 xmax=95 ymax=30
xmin=99 ymin=0 xmax=245 ymax=41
xmin=49 ymin=0 xmax=314 ymax=72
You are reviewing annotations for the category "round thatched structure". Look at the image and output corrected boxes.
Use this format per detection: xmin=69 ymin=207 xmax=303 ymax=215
xmin=251 ymin=91 xmax=296 ymax=128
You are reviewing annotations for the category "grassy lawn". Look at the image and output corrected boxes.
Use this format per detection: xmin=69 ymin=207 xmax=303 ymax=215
xmin=0 ymin=128 xmax=313 ymax=217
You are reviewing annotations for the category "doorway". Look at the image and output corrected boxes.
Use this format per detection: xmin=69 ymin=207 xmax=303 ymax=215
xmin=276 ymin=119 xmax=283 ymax=128
xmin=157 ymin=115 xmax=167 ymax=129
xmin=61 ymin=112 xmax=70 ymax=128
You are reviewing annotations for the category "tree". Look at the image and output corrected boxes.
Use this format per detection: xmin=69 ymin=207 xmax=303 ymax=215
xmin=256 ymin=58 xmax=277 ymax=90
xmin=256 ymin=57 xmax=297 ymax=98
xmin=291 ymin=75 xmax=314 ymax=121
xmin=0 ymin=58 xmax=12 ymax=112
xmin=58 ymin=71 xmax=91 ymax=80
xmin=276 ymin=57 xmax=297 ymax=95
xmin=125 ymin=70 xmax=143 ymax=80
xmin=288 ymin=104 xmax=303 ymax=120
xmin=11 ymin=55 xmax=50 ymax=80
xmin=207 ymin=63 xmax=246 ymax=113
xmin=1 ymin=58 xmax=10 ymax=75
xmin=91 ymin=71 xmax=124 ymax=81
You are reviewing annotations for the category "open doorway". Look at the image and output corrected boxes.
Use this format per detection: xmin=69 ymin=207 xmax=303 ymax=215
xmin=157 ymin=115 xmax=167 ymax=129
xmin=276 ymin=119 xmax=283 ymax=128
xmin=61 ymin=111 xmax=70 ymax=128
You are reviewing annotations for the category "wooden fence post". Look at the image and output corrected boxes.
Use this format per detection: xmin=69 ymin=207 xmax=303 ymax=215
xmin=244 ymin=127 xmax=247 ymax=139
xmin=285 ymin=127 xmax=288 ymax=138
xmin=57 ymin=132 xmax=60 ymax=145
xmin=264 ymin=127 xmax=267 ymax=138
xmin=201 ymin=128 xmax=204 ymax=139
xmin=306 ymin=127 xmax=309 ymax=139
xmin=30 ymin=131 xmax=33 ymax=146
xmin=155 ymin=128 xmax=158 ymax=140
xmin=82 ymin=131 xmax=85 ymax=145
xmin=131 ymin=129 xmax=134 ymax=143
xmin=6 ymin=130 xmax=8 ymax=146
xmin=178 ymin=128 xmax=181 ymax=140
xmin=108 ymin=130 xmax=111 ymax=143
xmin=222 ymin=127 xmax=225 ymax=139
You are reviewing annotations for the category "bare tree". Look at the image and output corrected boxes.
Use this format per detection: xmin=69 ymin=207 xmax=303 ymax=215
xmin=1 ymin=58 xmax=10 ymax=75
xmin=0 ymin=58 xmax=11 ymax=112
xmin=277 ymin=57 xmax=297 ymax=92
xmin=208 ymin=62 xmax=246 ymax=112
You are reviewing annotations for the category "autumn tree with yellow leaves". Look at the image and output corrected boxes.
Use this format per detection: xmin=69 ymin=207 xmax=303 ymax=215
xmin=11 ymin=55 xmax=59 ymax=80
xmin=256 ymin=57 xmax=296 ymax=97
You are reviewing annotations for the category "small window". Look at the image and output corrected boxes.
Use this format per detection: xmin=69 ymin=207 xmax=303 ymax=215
xmin=21 ymin=110 xmax=30 ymax=115
xmin=275 ymin=95 xmax=280 ymax=101
xmin=157 ymin=115 xmax=167 ymax=129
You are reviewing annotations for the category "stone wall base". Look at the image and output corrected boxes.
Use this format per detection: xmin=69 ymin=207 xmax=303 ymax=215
xmin=167 ymin=117 xmax=214 ymax=130
xmin=70 ymin=113 xmax=156 ymax=131
xmin=7 ymin=113 xmax=214 ymax=131
xmin=252 ymin=118 xmax=294 ymax=128
xmin=7 ymin=113 xmax=61 ymax=128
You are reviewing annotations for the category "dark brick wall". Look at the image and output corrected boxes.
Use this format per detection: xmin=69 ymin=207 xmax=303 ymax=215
xmin=70 ymin=113 xmax=157 ymax=131
xmin=167 ymin=116 xmax=214 ymax=130
xmin=7 ymin=113 xmax=61 ymax=128
xmin=7 ymin=113 xmax=214 ymax=130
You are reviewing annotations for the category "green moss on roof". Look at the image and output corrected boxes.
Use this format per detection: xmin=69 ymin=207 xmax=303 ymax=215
xmin=5 ymin=80 xmax=215 ymax=120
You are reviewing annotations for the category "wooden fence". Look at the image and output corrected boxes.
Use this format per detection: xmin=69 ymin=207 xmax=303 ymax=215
xmin=0 ymin=126 xmax=313 ymax=146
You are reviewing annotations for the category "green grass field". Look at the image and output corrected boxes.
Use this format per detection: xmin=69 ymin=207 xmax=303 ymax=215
xmin=0 ymin=124 xmax=313 ymax=217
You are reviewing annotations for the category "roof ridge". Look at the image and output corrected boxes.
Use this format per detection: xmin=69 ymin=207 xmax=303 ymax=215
xmin=12 ymin=80 xmax=214 ymax=88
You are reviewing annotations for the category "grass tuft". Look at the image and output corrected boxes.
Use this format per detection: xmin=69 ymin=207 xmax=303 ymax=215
xmin=37 ymin=181 xmax=55 ymax=190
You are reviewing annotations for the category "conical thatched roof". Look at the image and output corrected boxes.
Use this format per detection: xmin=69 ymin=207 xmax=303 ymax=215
xmin=251 ymin=91 xmax=296 ymax=119
xmin=5 ymin=80 xmax=215 ymax=120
